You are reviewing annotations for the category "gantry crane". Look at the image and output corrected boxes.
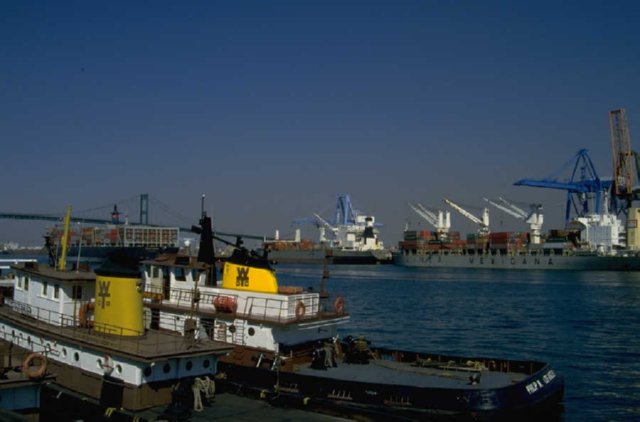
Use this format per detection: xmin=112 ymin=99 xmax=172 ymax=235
xmin=484 ymin=197 xmax=543 ymax=244
xmin=610 ymin=108 xmax=638 ymax=211
xmin=514 ymin=149 xmax=612 ymax=224
xmin=408 ymin=203 xmax=451 ymax=240
xmin=443 ymin=198 xmax=490 ymax=235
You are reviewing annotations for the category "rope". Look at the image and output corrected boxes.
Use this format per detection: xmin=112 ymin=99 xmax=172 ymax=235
xmin=192 ymin=376 xmax=215 ymax=412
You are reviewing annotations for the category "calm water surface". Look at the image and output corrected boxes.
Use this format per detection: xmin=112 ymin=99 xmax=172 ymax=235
xmin=275 ymin=264 xmax=640 ymax=421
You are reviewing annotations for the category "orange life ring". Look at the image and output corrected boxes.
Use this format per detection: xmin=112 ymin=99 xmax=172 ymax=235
xmin=334 ymin=296 xmax=345 ymax=314
xmin=79 ymin=302 xmax=95 ymax=328
xmin=295 ymin=301 xmax=306 ymax=319
xmin=22 ymin=352 xmax=47 ymax=379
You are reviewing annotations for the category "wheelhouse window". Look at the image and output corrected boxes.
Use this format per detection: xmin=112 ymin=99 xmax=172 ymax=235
xmin=72 ymin=285 xmax=83 ymax=300
xmin=42 ymin=282 xmax=48 ymax=297
xmin=24 ymin=276 xmax=29 ymax=291
xmin=53 ymin=284 xmax=60 ymax=300
xmin=175 ymin=267 xmax=186 ymax=282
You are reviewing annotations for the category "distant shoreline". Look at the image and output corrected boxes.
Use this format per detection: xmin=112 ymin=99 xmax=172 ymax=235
xmin=2 ymin=248 xmax=45 ymax=256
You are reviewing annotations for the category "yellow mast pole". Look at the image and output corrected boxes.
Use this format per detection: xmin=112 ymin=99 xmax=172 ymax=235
xmin=57 ymin=206 xmax=72 ymax=271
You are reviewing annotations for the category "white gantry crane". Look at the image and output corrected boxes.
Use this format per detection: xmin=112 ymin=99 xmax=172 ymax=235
xmin=408 ymin=203 xmax=451 ymax=240
xmin=484 ymin=197 xmax=543 ymax=244
xmin=443 ymin=198 xmax=490 ymax=236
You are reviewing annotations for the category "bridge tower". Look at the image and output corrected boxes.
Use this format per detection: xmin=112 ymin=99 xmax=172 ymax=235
xmin=140 ymin=194 xmax=149 ymax=225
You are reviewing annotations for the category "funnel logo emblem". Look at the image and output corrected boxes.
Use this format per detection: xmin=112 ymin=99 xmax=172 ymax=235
xmin=98 ymin=280 xmax=111 ymax=308
xmin=236 ymin=267 xmax=250 ymax=287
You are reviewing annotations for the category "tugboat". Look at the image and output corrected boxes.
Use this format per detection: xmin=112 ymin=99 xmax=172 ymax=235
xmin=1 ymin=207 xmax=232 ymax=420
xmin=140 ymin=209 xmax=565 ymax=420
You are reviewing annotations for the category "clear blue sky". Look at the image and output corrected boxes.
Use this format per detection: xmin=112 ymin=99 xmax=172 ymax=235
xmin=2 ymin=1 xmax=640 ymax=246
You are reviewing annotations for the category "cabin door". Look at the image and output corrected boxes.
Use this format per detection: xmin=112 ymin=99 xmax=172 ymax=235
xmin=163 ymin=269 xmax=170 ymax=300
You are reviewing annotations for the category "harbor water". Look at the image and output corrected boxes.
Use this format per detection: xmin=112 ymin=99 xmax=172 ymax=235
xmin=275 ymin=264 xmax=640 ymax=421
xmin=2 ymin=254 xmax=637 ymax=420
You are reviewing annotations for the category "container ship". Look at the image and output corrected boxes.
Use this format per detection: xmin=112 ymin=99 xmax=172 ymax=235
xmin=396 ymin=121 xmax=640 ymax=271
xmin=44 ymin=206 xmax=179 ymax=264
xmin=262 ymin=195 xmax=392 ymax=265
xmin=394 ymin=203 xmax=640 ymax=271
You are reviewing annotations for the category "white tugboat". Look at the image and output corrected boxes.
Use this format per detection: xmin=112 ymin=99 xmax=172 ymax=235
xmin=0 ymin=207 xmax=231 ymax=420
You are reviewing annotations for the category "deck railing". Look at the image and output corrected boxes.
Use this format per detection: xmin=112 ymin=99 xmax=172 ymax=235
xmin=1 ymin=298 xmax=210 ymax=356
xmin=143 ymin=285 xmax=326 ymax=322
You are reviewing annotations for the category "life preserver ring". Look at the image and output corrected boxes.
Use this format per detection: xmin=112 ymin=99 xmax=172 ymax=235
xmin=334 ymin=296 xmax=345 ymax=314
xmin=99 ymin=354 xmax=115 ymax=374
xmin=79 ymin=302 xmax=95 ymax=328
xmin=22 ymin=352 xmax=47 ymax=379
xmin=295 ymin=301 xmax=305 ymax=319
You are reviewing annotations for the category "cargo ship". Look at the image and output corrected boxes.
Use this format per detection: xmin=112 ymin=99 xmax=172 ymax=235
xmin=263 ymin=195 xmax=392 ymax=265
xmin=394 ymin=206 xmax=640 ymax=271
xmin=137 ymin=212 xmax=564 ymax=420
xmin=44 ymin=205 xmax=180 ymax=264
xmin=1 ymin=208 xmax=232 ymax=421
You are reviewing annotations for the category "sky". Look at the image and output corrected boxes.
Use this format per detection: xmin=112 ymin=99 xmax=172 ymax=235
xmin=2 ymin=1 xmax=640 ymax=247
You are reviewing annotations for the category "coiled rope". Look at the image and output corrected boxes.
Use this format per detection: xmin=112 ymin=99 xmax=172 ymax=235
xmin=192 ymin=376 xmax=215 ymax=412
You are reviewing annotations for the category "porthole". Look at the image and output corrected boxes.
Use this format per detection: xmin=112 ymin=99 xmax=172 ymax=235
xmin=116 ymin=365 xmax=122 ymax=374
xmin=248 ymin=327 xmax=255 ymax=336
xmin=143 ymin=366 xmax=152 ymax=377
xmin=229 ymin=325 xmax=236 ymax=333
xmin=74 ymin=352 xmax=80 ymax=362
xmin=203 ymin=359 xmax=210 ymax=369
xmin=163 ymin=363 xmax=171 ymax=374
xmin=62 ymin=348 xmax=68 ymax=358
xmin=97 ymin=359 xmax=103 ymax=369
xmin=27 ymin=336 xmax=31 ymax=345
xmin=186 ymin=361 xmax=193 ymax=371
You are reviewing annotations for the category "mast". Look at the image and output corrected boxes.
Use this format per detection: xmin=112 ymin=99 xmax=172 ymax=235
xmin=57 ymin=206 xmax=72 ymax=271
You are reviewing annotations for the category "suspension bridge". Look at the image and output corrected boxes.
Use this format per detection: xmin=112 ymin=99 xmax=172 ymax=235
xmin=0 ymin=194 xmax=271 ymax=241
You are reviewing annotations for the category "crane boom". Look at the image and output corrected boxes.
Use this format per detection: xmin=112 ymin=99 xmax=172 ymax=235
xmin=610 ymin=108 xmax=636 ymax=198
xmin=409 ymin=203 xmax=437 ymax=227
xmin=409 ymin=203 xmax=450 ymax=236
xmin=497 ymin=197 xmax=528 ymax=218
xmin=313 ymin=213 xmax=338 ymax=233
xmin=484 ymin=198 xmax=523 ymax=220
xmin=484 ymin=197 xmax=543 ymax=244
xmin=415 ymin=203 xmax=438 ymax=222
xmin=444 ymin=198 xmax=489 ymax=235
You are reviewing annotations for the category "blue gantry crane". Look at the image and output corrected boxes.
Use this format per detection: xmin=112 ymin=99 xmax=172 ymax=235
xmin=514 ymin=149 xmax=613 ymax=224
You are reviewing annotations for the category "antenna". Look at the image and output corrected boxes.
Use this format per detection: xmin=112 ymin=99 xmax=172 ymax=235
xmin=75 ymin=221 xmax=83 ymax=272
xmin=201 ymin=194 xmax=206 ymax=217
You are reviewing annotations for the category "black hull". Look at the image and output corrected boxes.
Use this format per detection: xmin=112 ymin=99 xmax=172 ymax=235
xmin=216 ymin=351 xmax=564 ymax=421
xmin=267 ymin=249 xmax=393 ymax=265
